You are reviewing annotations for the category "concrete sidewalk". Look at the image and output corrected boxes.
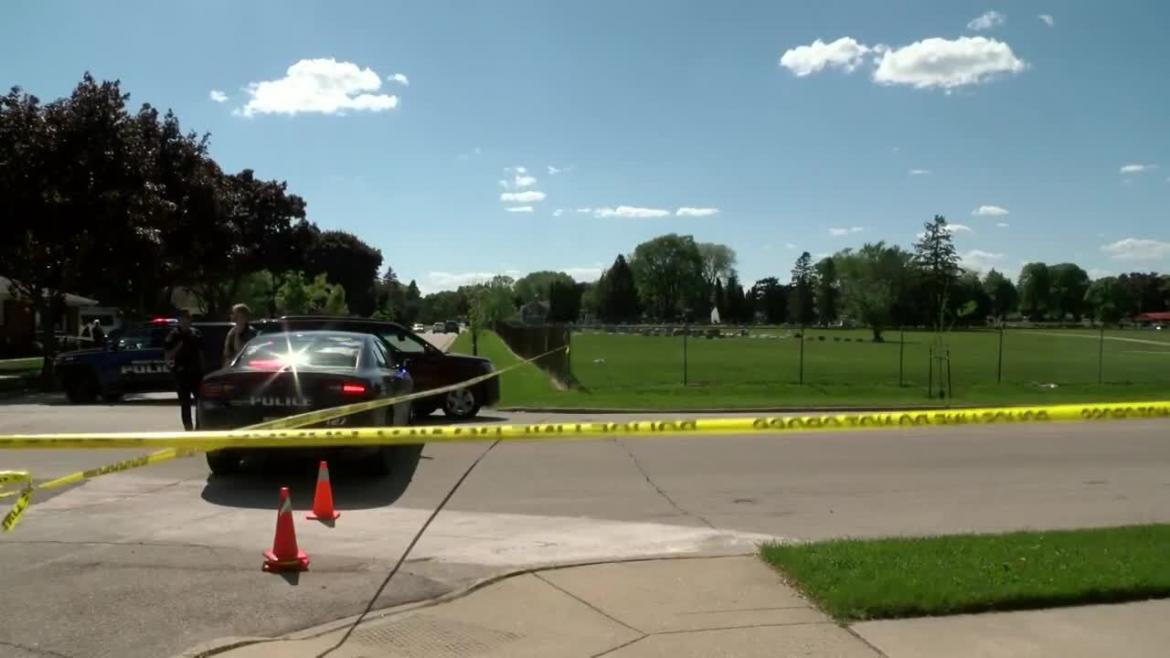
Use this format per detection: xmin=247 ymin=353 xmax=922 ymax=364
xmin=193 ymin=556 xmax=879 ymax=657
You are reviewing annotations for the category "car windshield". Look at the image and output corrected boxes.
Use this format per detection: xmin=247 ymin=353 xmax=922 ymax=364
xmin=237 ymin=333 xmax=363 ymax=369
xmin=381 ymin=330 xmax=431 ymax=354
xmin=115 ymin=325 xmax=169 ymax=350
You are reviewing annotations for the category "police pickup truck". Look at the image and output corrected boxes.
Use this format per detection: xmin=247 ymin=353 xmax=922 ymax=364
xmin=55 ymin=318 xmax=232 ymax=403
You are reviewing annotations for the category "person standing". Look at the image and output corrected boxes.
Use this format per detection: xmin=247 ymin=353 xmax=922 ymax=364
xmin=222 ymin=303 xmax=257 ymax=367
xmin=89 ymin=319 xmax=106 ymax=348
xmin=164 ymin=310 xmax=203 ymax=431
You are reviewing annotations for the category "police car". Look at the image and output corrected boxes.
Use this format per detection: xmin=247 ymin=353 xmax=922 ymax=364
xmin=54 ymin=318 xmax=231 ymax=403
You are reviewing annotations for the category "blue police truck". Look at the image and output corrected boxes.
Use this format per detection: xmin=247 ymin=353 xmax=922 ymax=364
xmin=54 ymin=318 xmax=232 ymax=403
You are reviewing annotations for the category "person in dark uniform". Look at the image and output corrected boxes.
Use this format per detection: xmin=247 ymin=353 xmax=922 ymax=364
xmin=89 ymin=320 xmax=106 ymax=348
xmin=164 ymin=309 xmax=203 ymax=431
xmin=222 ymin=303 xmax=257 ymax=367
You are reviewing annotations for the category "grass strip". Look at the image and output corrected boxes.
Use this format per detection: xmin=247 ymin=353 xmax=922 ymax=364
xmin=449 ymin=330 xmax=564 ymax=406
xmin=760 ymin=525 xmax=1170 ymax=621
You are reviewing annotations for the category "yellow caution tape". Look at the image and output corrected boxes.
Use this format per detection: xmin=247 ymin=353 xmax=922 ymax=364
xmin=0 ymin=344 xmax=567 ymax=531
xmin=0 ymin=470 xmax=31 ymax=487
xmin=1 ymin=401 xmax=1167 ymax=452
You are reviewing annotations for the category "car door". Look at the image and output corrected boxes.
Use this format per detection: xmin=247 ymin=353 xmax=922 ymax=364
xmin=370 ymin=339 xmax=411 ymax=425
xmin=115 ymin=325 xmax=172 ymax=391
xmin=379 ymin=329 xmax=445 ymax=396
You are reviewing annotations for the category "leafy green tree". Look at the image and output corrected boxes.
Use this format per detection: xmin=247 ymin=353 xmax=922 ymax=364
xmin=1117 ymin=272 xmax=1167 ymax=315
xmin=594 ymin=255 xmax=640 ymax=322
xmin=725 ymin=273 xmax=747 ymax=323
xmin=514 ymin=271 xmax=576 ymax=304
xmin=836 ymin=243 xmax=910 ymax=341
xmin=548 ymin=279 xmax=583 ymax=322
xmin=814 ymin=257 xmax=839 ymax=324
xmin=306 ymin=230 xmax=382 ymax=316
xmin=1048 ymin=263 xmax=1090 ymax=321
xmin=324 ymin=282 xmax=349 ymax=315
xmin=912 ymin=215 xmax=960 ymax=331
xmin=629 ymin=234 xmax=705 ymax=320
xmin=788 ymin=252 xmax=816 ymax=325
xmin=750 ymin=277 xmax=787 ymax=324
xmin=1084 ymin=277 xmax=1132 ymax=325
xmin=982 ymin=269 xmax=1019 ymax=321
xmin=697 ymin=243 xmax=737 ymax=286
xmin=275 ymin=272 xmax=311 ymax=314
xmin=1018 ymin=262 xmax=1052 ymax=320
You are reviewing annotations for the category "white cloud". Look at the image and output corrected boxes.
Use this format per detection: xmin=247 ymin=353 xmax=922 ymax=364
xmin=874 ymin=37 xmax=1025 ymax=89
xmin=504 ymin=206 xmax=534 ymax=213
xmin=420 ymin=269 xmax=524 ymax=294
xmin=500 ymin=191 xmax=546 ymax=203
xmin=1088 ymin=268 xmax=1113 ymax=279
xmin=996 ymin=222 xmax=1010 ymax=228
xmin=240 ymin=58 xmax=399 ymax=117
xmin=1101 ymin=238 xmax=1170 ymax=261
xmin=972 ymin=205 xmax=1009 ymax=216
xmin=513 ymin=174 xmax=537 ymax=188
xmin=388 ymin=73 xmax=409 ymax=86
xmin=828 ymin=226 xmax=865 ymax=236
xmin=209 ymin=89 xmax=228 ymax=103
xmin=594 ymin=206 xmax=670 ymax=218
xmin=512 ymin=166 xmax=528 ymax=174
xmin=779 ymin=37 xmax=871 ymax=76
xmin=960 ymin=249 xmax=1005 ymax=272
xmin=563 ymin=266 xmax=604 ymax=282
xmin=497 ymin=179 xmax=509 ymax=188
xmin=547 ymin=165 xmax=562 ymax=175
xmin=785 ymin=242 xmax=798 ymax=249
xmin=457 ymin=147 xmax=482 ymax=161
xmin=967 ymin=11 xmax=1005 ymax=31
xmin=675 ymin=207 xmax=720 ymax=217
xmin=1119 ymin=163 xmax=1157 ymax=174
xmin=947 ymin=223 xmax=974 ymax=234
xmin=1038 ymin=14 xmax=1054 ymax=27
xmin=575 ymin=208 xmax=593 ymax=214
xmin=553 ymin=209 xmax=564 ymax=217
xmin=909 ymin=169 xmax=932 ymax=175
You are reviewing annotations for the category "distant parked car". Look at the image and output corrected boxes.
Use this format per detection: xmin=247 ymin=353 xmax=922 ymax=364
xmin=444 ymin=320 xmax=460 ymax=333
xmin=432 ymin=322 xmax=445 ymax=333
xmin=412 ymin=323 xmax=426 ymax=333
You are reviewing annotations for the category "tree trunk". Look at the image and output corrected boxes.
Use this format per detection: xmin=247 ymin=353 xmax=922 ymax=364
xmin=871 ymin=326 xmax=884 ymax=343
xmin=37 ymin=294 xmax=64 ymax=390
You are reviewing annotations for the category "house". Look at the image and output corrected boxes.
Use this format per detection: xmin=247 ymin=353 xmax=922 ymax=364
xmin=0 ymin=276 xmax=99 ymax=356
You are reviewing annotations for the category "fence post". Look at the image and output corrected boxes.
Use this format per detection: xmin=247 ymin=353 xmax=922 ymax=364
xmin=946 ymin=349 xmax=953 ymax=399
xmin=798 ymin=325 xmax=805 ymax=385
xmin=898 ymin=327 xmax=905 ymax=387
xmin=682 ymin=320 xmax=689 ymax=386
xmin=996 ymin=324 xmax=1004 ymax=384
xmin=1097 ymin=324 xmax=1105 ymax=385
xmin=927 ymin=346 xmax=933 ymax=398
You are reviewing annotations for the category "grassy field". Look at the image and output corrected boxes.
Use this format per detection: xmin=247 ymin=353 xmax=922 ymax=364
xmin=453 ymin=328 xmax=1169 ymax=409
xmin=760 ymin=525 xmax=1170 ymax=621
xmin=449 ymin=330 xmax=567 ymax=407
xmin=0 ymin=357 xmax=41 ymax=373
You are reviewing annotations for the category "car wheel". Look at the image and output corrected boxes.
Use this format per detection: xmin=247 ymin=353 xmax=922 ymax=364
xmin=442 ymin=387 xmax=479 ymax=419
xmin=64 ymin=371 xmax=98 ymax=404
xmin=206 ymin=450 xmax=243 ymax=475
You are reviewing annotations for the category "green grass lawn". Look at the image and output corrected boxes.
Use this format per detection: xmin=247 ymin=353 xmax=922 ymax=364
xmin=760 ymin=525 xmax=1170 ymax=621
xmin=0 ymin=357 xmax=41 ymax=373
xmin=455 ymin=328 xmax=1169 ymax=410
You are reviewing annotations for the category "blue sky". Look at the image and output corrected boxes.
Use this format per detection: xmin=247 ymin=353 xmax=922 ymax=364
xmin=5 ymin=1 xmax=1168 ymax=292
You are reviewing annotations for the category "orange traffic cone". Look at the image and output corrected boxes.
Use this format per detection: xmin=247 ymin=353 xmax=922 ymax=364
xmin=263 ymin=486 xmax=309 ymax=572
xmin=307 ymin=460 xmax=340 ymax=521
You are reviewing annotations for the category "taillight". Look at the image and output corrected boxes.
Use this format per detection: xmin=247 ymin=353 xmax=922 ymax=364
xmin=341 ymin=383 xmax=366 ymax=395
xmin=200 ymin=381 xmax=235 ymax=399
xmin=246 ymin=359 xmax=285 ymax=370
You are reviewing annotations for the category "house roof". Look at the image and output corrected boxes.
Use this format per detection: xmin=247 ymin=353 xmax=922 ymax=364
xmin=0 ymin=276 xmax=99 ymax=307
xmin=1135 ymin=311 xmax=1170 ymax=321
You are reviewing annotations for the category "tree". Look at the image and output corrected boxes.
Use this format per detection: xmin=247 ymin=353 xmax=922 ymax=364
xmin=835 ymin=243 xmax=910 ymax=341
xmin=548 ymin=279 xmax=583 ymax=322
xmin=788 ymin=252 xmax=816 ymax=325
xmin=724 ymin=273 xmax=747 ymax=323
xmin=1085 ymin=277 xmax=1132 ymax=325
xmin=514 ymin=271 xmax=575 ymax=304
xmin=595 ymin=255 xmax=640 ymax=322
xmin=697 ymin=243 xmax=737 ymax=286
xmin=324 ymin=282 xmax=349 ymax=315
xmin=1117 ymin=272 xmax=1167 ymax=315
xmin=950 ymin=271 xmax=991 ymax=327
xmin=982 ymin=269 xmax=1019 ymax=321
xmin=1018 ymin=262 xmax=1052 ymax=321
xmin=814 ymin=257 xmax=839 ymax=324
xmin=1048 ymin=263 xmax=1091 ymax=321
xmin=419 ymin=290 xmax=468 ymax=324
xmin=750 ymin=278 xmax=787 ymax=324
xmin=912 ymin=215 xmax=960 ymax=330
xmin=629 ymin=234 xmax=705 ymax=320
xmin=467 ymin=276 xmax=515 ymax=354
xmin=306 ymin=230 xmax=382 ymax=316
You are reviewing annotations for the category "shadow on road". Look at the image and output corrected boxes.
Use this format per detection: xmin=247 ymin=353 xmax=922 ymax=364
xmin=411 ymin=413 xmax=510 ymax=425
xmin=199 ymin=445 xmax=423 ymax=511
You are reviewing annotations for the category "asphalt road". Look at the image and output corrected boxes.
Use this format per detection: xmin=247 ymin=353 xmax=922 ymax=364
xmin=2 ymin=354 xmax=1169 ymax=657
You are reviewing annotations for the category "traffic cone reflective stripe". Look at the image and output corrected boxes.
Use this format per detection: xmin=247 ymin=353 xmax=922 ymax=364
xmin=307 ymin=460 xmax=340 ymax=521
xmin=263 ymin=486 xmax=309 ymax=572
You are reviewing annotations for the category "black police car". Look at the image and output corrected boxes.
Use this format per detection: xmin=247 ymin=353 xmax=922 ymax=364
xmin=54 ymin=318 xmax=232 ymax=403
xmin=196 ymin=330 xmax=413 ymax=475
xmin=257 ymin=316 xmax=497 ymax=419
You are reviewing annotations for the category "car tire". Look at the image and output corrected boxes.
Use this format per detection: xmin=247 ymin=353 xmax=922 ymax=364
xmin=442 ymin=387 xmax=479 ymax=420
xmin=206 ymin=450 xmax=243 ymax=475
xmin=64 ymin=371 xmax=99 ymax=404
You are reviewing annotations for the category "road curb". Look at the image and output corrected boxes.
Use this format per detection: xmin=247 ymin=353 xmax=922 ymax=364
xmin=498 ymin=404 xmax=990 ymax=414
xmin=179 ymin=550 xmax=762 ymax=658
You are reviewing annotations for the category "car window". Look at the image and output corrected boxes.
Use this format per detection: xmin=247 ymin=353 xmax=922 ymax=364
xmin=371 ymin=339 xmax=391 ymax=368
xmin=237 ymin=334 xmax=363 ymax=369
xmin=381 ymin=330 xmax=432 ymax=354
xmin=117 ymin=326 xmax=169 ymax=350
